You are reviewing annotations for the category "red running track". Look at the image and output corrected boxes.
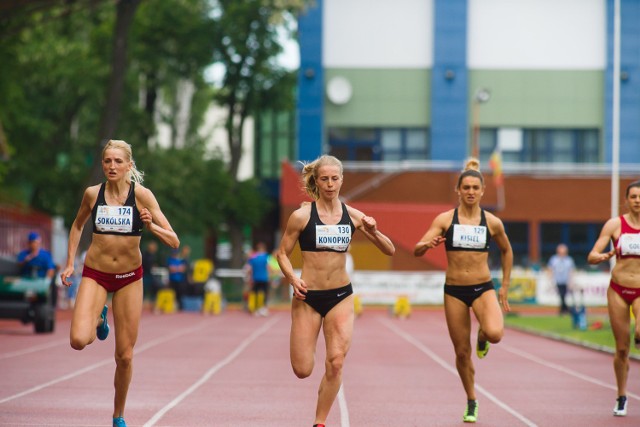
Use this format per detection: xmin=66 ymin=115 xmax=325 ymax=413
xmin=1 ymin=307 xmax=639 ymax=427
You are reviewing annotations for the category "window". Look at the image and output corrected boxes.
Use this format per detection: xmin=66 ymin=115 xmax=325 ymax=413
xmin=328 ymin=128 xmax=379 ymax=161
xmin=540 ymin=222 xmax=604 ymax=269
xmin=478 ymin=128 xmax=600 ymax=164
xmin=488 ymin=221 xmax=528 ymax=268
xmin=328 ymin=127 xmax=430 ymax=162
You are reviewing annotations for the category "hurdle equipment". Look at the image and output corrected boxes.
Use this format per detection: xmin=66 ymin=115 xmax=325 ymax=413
xmin=203 ymin=291 xmax=222 ymax=315
xmin=393 ymin=295 xmax=411 ymax=318
xmin=353 ymin=294 xmax=363 ymax=317
xmin=155 ymin=288 xmax=176 ymax=314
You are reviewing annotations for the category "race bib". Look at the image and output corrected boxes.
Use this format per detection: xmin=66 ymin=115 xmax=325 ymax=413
xmin=316 ymin=224 xmax=351 ymax=251
xmin=95 ymin=205 xmax=134 ymax=233
xmin=452 ymin=224 xmax=487 ymax=249
xmin=617 ymin=233 xmax=640 ymax=256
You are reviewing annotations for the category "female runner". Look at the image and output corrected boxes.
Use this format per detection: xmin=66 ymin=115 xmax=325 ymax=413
xmin=588 ymin=180 xmax=640 ymax=417
xmin=414 ymin=158 xmax=512 ymax=423
xmin=61 ymin=140 xmax=179 ymax=427
xmin=277 ymin=155 xmax=395 ymax=427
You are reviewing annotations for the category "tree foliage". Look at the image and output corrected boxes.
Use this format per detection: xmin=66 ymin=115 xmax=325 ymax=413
xmin=210 ymin=0 xmax=305 ymax=266
xmin=0 ymin=0 xmax=297 ymax=263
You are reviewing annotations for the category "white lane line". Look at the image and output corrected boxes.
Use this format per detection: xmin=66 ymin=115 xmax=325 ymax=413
xmin=0 ymin=339 xmax=69 ymax=360
xmin=500 ymin=343 xmax=640 ymax=400
xmin=379 ymin=317 xmax=538 ymax=427
xmin=0 ymin=321 xmax=212 ymax=405
xmin=143 ymin=316 xmax=281 ymax=427
xmin=337 ymin=383 xmax=350 ymax=427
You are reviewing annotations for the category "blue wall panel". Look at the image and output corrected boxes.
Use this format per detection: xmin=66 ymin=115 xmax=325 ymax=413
xmin=606 ymin=0 xmax=640 ymax=164
xmin=296 ymin=0 xmax=324 ymax=161
xmin=430 ymin=0 xmax=469 ymax=162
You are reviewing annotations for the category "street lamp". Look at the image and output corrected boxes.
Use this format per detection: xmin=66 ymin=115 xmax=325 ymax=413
xmin=471 ymin=88 xmax=491 ymax=158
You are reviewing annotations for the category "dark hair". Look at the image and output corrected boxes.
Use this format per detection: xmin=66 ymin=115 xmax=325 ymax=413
xmin=456 ymin=157 xmax=484 ymax=189
xmin=625 ymin=180 xmax=640 ymax=197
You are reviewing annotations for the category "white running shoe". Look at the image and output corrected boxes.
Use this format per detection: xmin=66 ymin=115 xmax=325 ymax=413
xmin=613 ymin=396 xmax=627 ymax=416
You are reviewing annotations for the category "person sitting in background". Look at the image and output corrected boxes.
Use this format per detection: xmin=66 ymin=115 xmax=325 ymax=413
xmin=17 ymin=231 xmax=55 ymax=279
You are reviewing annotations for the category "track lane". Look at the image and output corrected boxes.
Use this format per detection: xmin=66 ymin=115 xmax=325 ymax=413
xmin=2 ymin=308 xmax=640 ymax=426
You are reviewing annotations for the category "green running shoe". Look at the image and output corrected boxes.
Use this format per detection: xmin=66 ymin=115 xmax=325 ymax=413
xmin=476 ymin=339 xmax=489 ymax=359
xmin=463 ymin=400 xmax=478 ymax=423
xmin=97 ymin=305 xmax=109 ymax=341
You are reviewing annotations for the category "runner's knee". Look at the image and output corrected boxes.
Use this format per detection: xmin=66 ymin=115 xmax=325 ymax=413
xmin=70 ymin=337 xmax=88 ymax=351
xmin=292 ymin=362 xmax=313 ymax=379
xmin=615 ymin=347 xmax=629 ymax=361
xmin=325 ymin=353 xmax=345 ymax=378
xmin=70 ymin=330 xmax=93 ymax=350
xmin=483 ymin=328 xmax=503 ymax=344
xmin=115 ymin=348 xmax=134 ymax=369
xmin=453 ymin=343 xmax=472 ymax=360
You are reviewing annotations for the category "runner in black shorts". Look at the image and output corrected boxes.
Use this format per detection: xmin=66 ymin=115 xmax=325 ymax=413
xmin=414 ymin=158 xmax=512 ymax=424
xmin=277 ymin=155 xmax=395 ymax=427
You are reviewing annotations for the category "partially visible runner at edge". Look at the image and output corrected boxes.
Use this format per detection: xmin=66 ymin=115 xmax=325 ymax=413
xmin=588 ymin=179 xmax=640 ymax=417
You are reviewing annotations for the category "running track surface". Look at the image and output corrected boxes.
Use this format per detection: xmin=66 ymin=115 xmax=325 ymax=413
xmin=1 ymin=307 xmax=639 ymax=427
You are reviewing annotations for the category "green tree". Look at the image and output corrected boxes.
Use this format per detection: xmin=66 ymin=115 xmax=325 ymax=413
xmin=0 ymin=0 xmax=279 ymax=265
xmin=212 ymin=0 xmax=306 ymax=266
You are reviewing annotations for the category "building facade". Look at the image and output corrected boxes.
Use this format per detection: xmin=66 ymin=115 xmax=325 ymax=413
xmin=285 ymin=0 xmax=640 ymax=270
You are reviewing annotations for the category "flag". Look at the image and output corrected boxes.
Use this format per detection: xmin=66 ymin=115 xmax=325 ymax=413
xmin=489 ymin=149 xmax=503 ymax=187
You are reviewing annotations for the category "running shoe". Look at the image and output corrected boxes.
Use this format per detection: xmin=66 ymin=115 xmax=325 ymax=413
xmin=613 ymin=395 xmax=627 ymax=416
xmin=312 ymin=424 xmax=325 ymax=427
xmin=113 ymin=417 xmax=127 ymax=427
xmin=463 ymin=400 xmax=479 ymax=423
xmin=97 ymin=305 xmax=110 ymax=341
xmin=476 ymin=339 xmax=489 ymax=359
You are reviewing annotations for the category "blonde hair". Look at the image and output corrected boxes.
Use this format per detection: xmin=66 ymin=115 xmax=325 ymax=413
xmin=102 ymin=139 xmax=144 ymax=183
xmin=456 ymin=157 xmax=484 ymax=188
xmin=300 ymin=155 xmax=343 ymax=200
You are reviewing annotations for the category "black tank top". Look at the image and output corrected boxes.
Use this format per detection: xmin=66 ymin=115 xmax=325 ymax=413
xmin=298 ymin=202 xmax=355 ymax=253
xmin=444 ymin=208 xmax=491 ymax=252
xmin=91 ymin=182 xmax=144 ymax=236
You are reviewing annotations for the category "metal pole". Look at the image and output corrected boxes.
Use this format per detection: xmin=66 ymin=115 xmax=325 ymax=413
xmin=611 ymin=0 xmax=621 ymax=268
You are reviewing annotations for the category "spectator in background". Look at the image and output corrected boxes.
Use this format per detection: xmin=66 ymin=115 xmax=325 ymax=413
xmin=547 ymin=243 xmax=575 ymax=315
xmin=168 ymin=247 xmax=188 ymax=310
xmin=180 ymin=245 xmax=193 ymax=294
xmin=142 ymin=241 xmax=159 ymax=306
xmin=268 ymin=248 xmax=287 ymax=303
xmin=246 ymin=241 xmax=270 ymax=316
xmin=17 ymin=231 xmax=55 ymax=279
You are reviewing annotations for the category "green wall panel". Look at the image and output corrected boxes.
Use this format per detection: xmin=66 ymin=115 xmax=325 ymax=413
xmin=325 ymin=69 xmax=431 ymax=127
xmin=469 ymin=70 xmax=604 ymax=128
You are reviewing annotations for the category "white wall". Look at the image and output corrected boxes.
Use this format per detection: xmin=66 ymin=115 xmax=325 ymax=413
xmin=323 ymin=0 xmax=434 ymax=68
xmin=199 ymin=104 xmax=255 ymax=181
xmin=468 ymin=0 xmax=606 ymax=69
